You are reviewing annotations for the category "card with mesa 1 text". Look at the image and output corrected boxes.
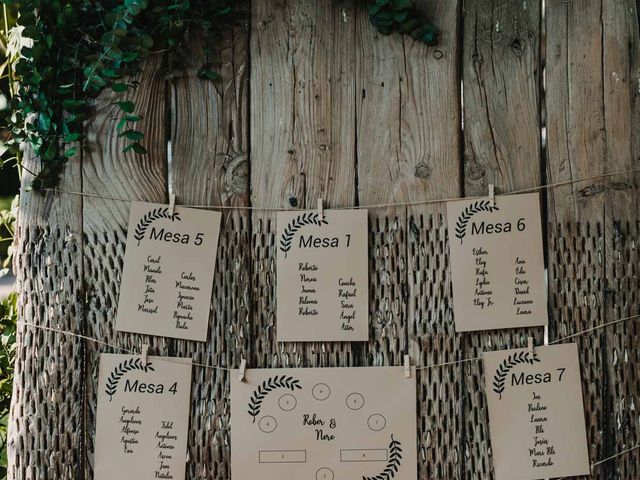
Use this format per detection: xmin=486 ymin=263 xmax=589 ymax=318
xmin=94 ymin=353 xmax=192 ymax=480
xmin=276 ymin=209 xmax=369 ymax=342
xmin=446 ymin=192 xmax=547 ymax=332
xmin=231 ymin=366 xmax=417 ymax=480
xmin=116 ymin=201 xmax=221 ymax=341
xmin=483 ymin=343 xmax=590 ymax=480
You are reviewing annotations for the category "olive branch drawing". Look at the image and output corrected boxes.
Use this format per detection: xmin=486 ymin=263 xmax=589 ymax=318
xmin=279 ymin=212 xmax=328 ymax=258
xmin=454 ymin=200 xmax=499 ymax=244
xmin=133 ymin=207 xmax=181 ymax=246
xmin=363 ymin=435 xmax=403 ymax=480
xmin=492 ymin=351 xmax=540 ymax=400
xmin=104 ymin=357 xmax=155 ymax=401
xmin=247 ymin=375 xmax=302 ymax=423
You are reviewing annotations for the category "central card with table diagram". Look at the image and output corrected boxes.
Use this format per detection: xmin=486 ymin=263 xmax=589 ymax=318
xmin=231 ymin=367 xmax=417 ymax=480
xmin=276 ymin=209 xmax=369 ymax=342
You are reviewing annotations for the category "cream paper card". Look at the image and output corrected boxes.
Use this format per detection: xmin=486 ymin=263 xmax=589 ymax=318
xmin=447 ymin=192 xmax=547 ymax=331
xmin=231 ymin=367 xmax=416 ymax=480
xmin=116 ymin=201 xmax=221 ymax=341
xmin=484 ymin=343 xmax=590 ymax=480
xmin=94 ymin=353 xmax=192 ymax=480
xmin=277 ymin=209 xmax=369 ymax=341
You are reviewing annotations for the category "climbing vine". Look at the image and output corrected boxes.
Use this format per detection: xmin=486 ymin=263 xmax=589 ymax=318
xmin=1 ymin=0 xmax=438 ymax=190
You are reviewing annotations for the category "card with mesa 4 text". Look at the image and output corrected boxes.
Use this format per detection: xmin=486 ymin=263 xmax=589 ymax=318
xmin=231 ymin=366 xmax=417 ymax=480
xmin=277 ymin=209 xmax=369 ymax=342
xmin=483 ymin=343 xmax=590 ymax=480
xmin=447 ymin=192 xmax=547 ymax=332
xmin=116 ymin=201 xmax=221 ymax=341
xmin=94 ymin=353 xmax=193 ymax=480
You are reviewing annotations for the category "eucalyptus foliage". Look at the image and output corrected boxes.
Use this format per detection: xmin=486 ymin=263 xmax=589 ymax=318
xmin=2 ymin=0 xmax=437 ymax=190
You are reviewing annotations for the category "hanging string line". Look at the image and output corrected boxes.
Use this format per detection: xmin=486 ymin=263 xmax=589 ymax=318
xmin=15 ymin=314 xmax=640 ymax=469
xmin=37 ymin=168 xmax=640 ymax=211
xmin=16 ymin=313 xmax=639 ymax=372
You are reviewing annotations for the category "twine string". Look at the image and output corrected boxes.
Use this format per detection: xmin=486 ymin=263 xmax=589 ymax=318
xmin=35 ymin=168 xmax=640 ymax=211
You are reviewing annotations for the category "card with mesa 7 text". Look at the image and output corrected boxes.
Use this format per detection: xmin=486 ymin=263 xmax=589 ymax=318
xmin=277 ymin=209 xmax=369 ymax=342
xmin=483 ymin=343 xmax=590 ymax=480
xmin=446 ymin=192 xmax=547 ymax=332
xmin=231 ymin=366 xmax=417 ymax=480
xmin=116 ymin=201 xmax=221 ymax=341
xmin=94 ymin=353 xmax=192 ymax=480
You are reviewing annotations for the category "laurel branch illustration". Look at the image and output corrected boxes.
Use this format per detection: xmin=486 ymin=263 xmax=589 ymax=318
xmin=363 ymin=435 xmax=403 ymax=480
xmin=279 ymin=212 xmax=328 ymax=258
xmin=247 ymin=375 xmax=302 ymax=423
xmin=133 ymin=207 xmax=181 ymax=246
xmin=492 ymin=351 xmax=540 ymax=400
xmin=104 ymin=357 xmax=155 ymax=401
xmin=454 ymin=200 xmax=499 ymax=244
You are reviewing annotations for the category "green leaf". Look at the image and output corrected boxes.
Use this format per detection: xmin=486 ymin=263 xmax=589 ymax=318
xmin=119 ymin=129 xmax=144 ymax=141
xmin=198 ymin=69 xmax=219 ymax=81
xmin=117 ymin=101 xmax=135 ymax=113
xmin=64 ymin=133 xmax=81 ymax=142
xmin=63 ymin=147 xmax=78 ymax=157
xmin=111 ymin=83 xmax=129 ymax=93
xmin=123 ymin=142 xmax=147 ymax=154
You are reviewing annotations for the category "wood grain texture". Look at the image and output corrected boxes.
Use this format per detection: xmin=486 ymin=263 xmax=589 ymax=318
xmin=546 ymin=1 xmax=640 ymax=478
xmin=9 ymin=146 xmax=85 ymax=480
xmin=8 ymin=1 xmax=640 ymax=478
xmin=81 ymin=54 xmax=168 ymax=478
xmin=250 ymin=0 xmax=358 ymax=368
xmin=403 ymin=1 xmax=463 ymax=478
xmin=461 ymin=2 xmax=544 ymax=478
xmin=170 ymin=18 xmax=250 ymax=478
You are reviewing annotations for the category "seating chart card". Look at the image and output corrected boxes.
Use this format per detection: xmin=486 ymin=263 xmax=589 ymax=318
xmin=446 ymin=192 xmax=547 ymax=331
xmin=276 ymin=209 xmax=369 ymax=342
xmin=94 ymin=353 xmax=192 ymax=480
xmin=483 ymin=343 xmax=590 ymax=480
xmin=116 ymin=201 xmax=221 ymax=341
xmin=231 ymin=367 xmax=417 ymax=480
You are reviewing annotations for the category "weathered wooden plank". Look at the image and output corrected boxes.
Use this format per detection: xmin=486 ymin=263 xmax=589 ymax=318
xmin=601 ymin=1 xmax=640 ymax=476
xmin=9 ymin=147 xmax=85 ymax=480
xmin=81 ymin=55 xmax=168 ymax=477
xmin=170 ymin=19 xmax=250 ymax=478
xmin=546 ymin=0 xmax=640 ymax=477
xmin=400 ymin=1 xmax=463 ymax=478
xmin=250 ymin=0 xmax=357 ymax=368
xmin=461 ymin=1 xmax=543 ymax=478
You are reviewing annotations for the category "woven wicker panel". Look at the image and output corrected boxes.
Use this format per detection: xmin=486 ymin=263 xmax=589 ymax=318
xmin=9 ymin=226 xmax=85 ymax=480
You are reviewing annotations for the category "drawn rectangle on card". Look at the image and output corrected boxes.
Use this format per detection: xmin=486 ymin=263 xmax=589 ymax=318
xmin=116 ymin=201 xmax=221 ymax=341
xmin=483 ymin=343 xmax=590 ymax=480
xmin=259 ymin=450 xmax=307 ymax=463
xmin=231 ymin=367 xmax=416 ymax=480
xmin=94 ymin=353 xmax=192 ymax=480
xmin=340 ymin=449 xmax=388 ymax=462
xmin=446 ymin=192 xmax=547 ymax=331
xmin=276 ymin=209 xmax=369 ymax=341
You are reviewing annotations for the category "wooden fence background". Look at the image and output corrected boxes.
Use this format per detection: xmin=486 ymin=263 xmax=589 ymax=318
xmin=8 ymin=0 xmax=640 ymax=478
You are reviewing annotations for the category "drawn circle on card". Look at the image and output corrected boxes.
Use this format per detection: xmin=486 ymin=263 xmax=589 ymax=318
xmin=367 ymin=414 xmax=386 ymax=431
xmin=312 ymin=383 xmax=331 ymax=401
xmin=346 ymin=392 xmax=365 ymax=410
xmin=258 ymin=416 xmax=277 ymax=433
xmin=316 ymin=467 xmax=334 ymax=480
xmin=278 ymin=394 xmax=297 ymax=412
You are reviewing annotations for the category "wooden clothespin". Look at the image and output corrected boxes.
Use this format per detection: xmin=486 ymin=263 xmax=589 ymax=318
xmin=488 ymin=183 xmax=496 ymax=207
xmin=404 ymin=354 xmax=412 ymax=378
xmin=317 ymin=198 xmax=324 ymax=221
xmin=169 ymin=192 xmax=177 ymax=215
xmin=141 ymin=344 xmax=149 ymax=366
xmin=238 ymin=358 xmax=247 ymax=383
xmin=527 ymin=336 xmax=535 ymax=355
